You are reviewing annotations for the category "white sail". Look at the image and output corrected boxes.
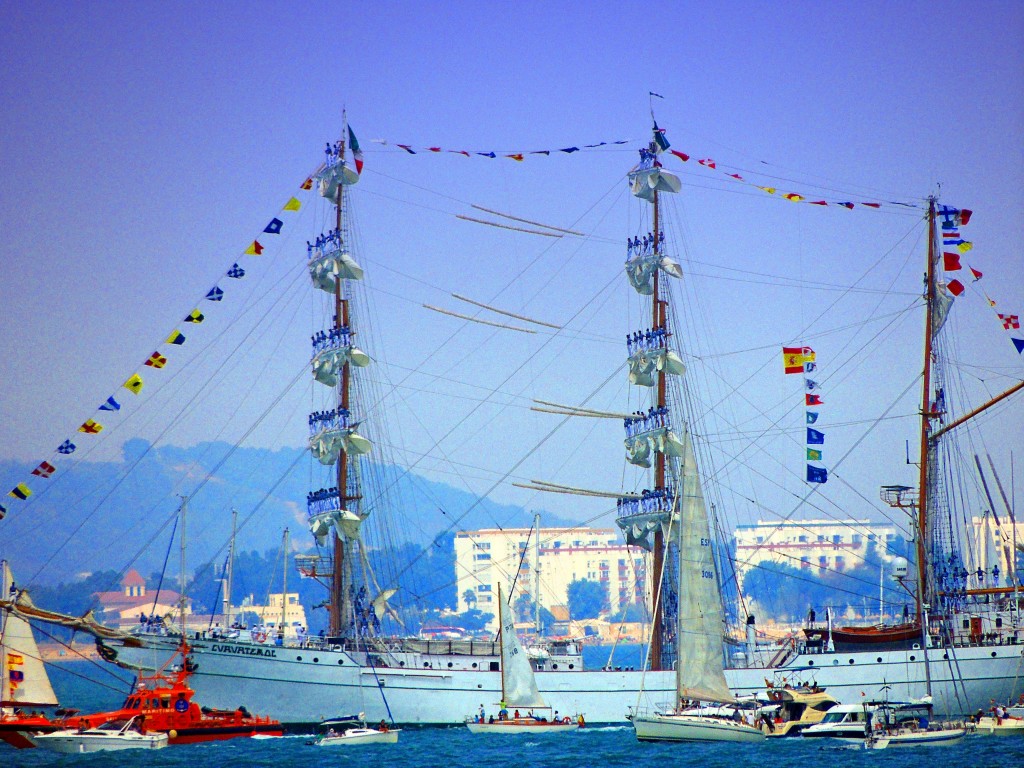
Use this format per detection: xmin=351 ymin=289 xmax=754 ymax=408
xmin=498 ymin=584 xmax=546 ymax=709
xmin=674 ymin=430 xmax=734 ymax=704
xmin=1 ymin=561 xmax=58 ymax=707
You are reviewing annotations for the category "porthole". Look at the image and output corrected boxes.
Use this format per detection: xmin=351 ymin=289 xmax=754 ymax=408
xmin=910 ymin=655 xmax=916 ymax=661
xmin=942 ymin=653 xmax=949 ymax=660
xmin=399 ymin=661 xmax=405 ymax=667
xmin=808 ymin=660 xmax=814 ymax=666
xmin=832 ymin=660 xmax=839 ymax=666
xmin=313 ymin=657 xmax=319 ymax=663
xmin=337 ymin=659 xmax=344 ymax=665
xmin=848 ymin=659 xmax=855 ymax=665
xmin=477 ymin=684 xmax=482 ymax=689
xmin=568 ymin=664 xmax=574 ymax=670
xmin=423 ymin=662 xmax=430 ymax=668
xmin=448 ymin=662 xmax=453 ymax=668
xmin=992 ymin=651 xmax=998 ymax=658
xmin=876 ymin=657 xmax=883 ymax=663
xmin=472 ymin=663 xmax=478 ymax=669
xmin=552 ymin=664 xmax=558 ymax=670
xmin=296 ymin=656 xmax=302 ymax=661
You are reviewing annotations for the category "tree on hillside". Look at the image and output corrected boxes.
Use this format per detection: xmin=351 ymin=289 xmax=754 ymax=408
xmin=462 ymin=589 xmax=477 ymax=611
xmin=566 ymin=579 xmax=608 ymax=619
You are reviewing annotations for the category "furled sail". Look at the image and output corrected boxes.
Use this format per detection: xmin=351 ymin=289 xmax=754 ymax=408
xmin=2 ymin=563 xmax=58 ymax=707
xmin=627 ymin=348 xmax=686 ymax=387
xmin=309 ymin=249 xmax=365 ymax=293
xmin=309 ymin=426 xmax=372 ymax=465
xmin=316 ymin=142 xmax=360 ymax=204
xmin=308 ymin=508 xmax=368 ymax=546
xmin=497 ymin=583 xmax=546 ymax=709
xmin=628 ymin=167 xmax=681 ymax=202
xmin=625 ymin=253 xmax=683 ymax=295
xmin=674 ymin=429 xmax=734 ymax=703
xmin=311 ymin=346 xmax=371 ymax=388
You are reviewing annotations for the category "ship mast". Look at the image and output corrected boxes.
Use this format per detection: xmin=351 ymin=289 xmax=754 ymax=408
xmin=914 ymin=198 xmax=938 ymax=633
xmin=329 ymin=119 xmax=350 ymax=638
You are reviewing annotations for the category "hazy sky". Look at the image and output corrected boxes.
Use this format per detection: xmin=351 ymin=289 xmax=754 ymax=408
xmin=1 ymin=2 xmax=1022 ymax=567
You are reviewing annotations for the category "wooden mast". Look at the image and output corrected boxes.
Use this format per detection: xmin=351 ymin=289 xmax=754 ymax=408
xmin=649 ymin=171 xmax=667 ymax=671
xmin=330 ymin=122 xmax=350 ymax=639
xmin=914 ymin=198 xmax=937 ymax=636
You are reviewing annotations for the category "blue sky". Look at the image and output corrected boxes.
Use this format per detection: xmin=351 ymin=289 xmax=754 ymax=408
xmin=1 ymin=2 xmax=1022 ymax=559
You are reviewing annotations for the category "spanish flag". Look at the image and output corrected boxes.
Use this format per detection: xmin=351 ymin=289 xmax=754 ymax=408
xmin=782 ymin=346 xmax=815 ymax=375
xmin=8 ymin=484 xmax=31 ymax=500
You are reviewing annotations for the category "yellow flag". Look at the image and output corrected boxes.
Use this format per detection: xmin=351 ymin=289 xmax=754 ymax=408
xmin=124 ymin=374 xmax=144 ymax=394
xmin=957 ymin=241 xmax=973 ymax=253
xmin=283 ymin=196 xmax=302 ymax=211
xmin=166 ymin=330 xmax=185 ymax=345
xmin=784 ymin=193 xmax=804 ymax=202
xmin=9 ymin=484 xmax=31 ymax=500
xmin=78 ymin=420 xmax=103 ymax=434
xmin=758 ymin=186 xmax=776 ymax=195
xmin=244 ymin=240 xmax=264 ymax=256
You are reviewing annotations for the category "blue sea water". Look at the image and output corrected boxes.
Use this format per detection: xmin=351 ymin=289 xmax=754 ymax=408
xmin=4 ymin=659 xmax=1021 ymax=767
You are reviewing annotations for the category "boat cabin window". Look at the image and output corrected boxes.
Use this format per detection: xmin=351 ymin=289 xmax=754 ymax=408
xmin=489 ymin=661 xmax=500 ymax=672
xmin=160 ymin=696 xmax=171 ymax=708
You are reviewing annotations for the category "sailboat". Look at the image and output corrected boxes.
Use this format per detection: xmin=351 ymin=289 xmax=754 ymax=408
xmin=0 ymin=560 xmax=61 ymax=749
xmin=13 ymin=113 xmax=1023 ymax=726
xmin=464 ymin=584 xmax=580 ymax=734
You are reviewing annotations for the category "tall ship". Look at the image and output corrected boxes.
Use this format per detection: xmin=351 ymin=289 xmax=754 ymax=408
xmin=4 ymin=117 xmax=1022 ymax=725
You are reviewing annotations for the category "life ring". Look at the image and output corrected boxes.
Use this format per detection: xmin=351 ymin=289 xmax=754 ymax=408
xmin=770 ymin=690 xmax=783 ymax=702
xmin=253 ymin=631 xmax=267 ymax=643
xmin=563 ymin=716 xmax=571 ymax=724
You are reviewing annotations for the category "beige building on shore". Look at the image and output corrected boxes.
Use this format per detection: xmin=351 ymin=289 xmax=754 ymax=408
xmin=454 ymin=526 xmax=646 ymax=631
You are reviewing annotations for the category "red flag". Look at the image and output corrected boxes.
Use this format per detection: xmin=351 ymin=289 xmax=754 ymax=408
xmin=727 ymin=173 xmax=743 ymax=180
xmin=947 ymin=279 xmax=965 ymax=296
xmin=670 ymin=150 xmax=689 ymax=162
xmin=862 ymin=203 xmax=881 ymax=209
xmin=942 ymin=252 xmax=961 ymax=271
xmin=428 ymin=147 xmax=442 ymax=153
xmin=970 ymin=267 xmax=983 ymax=281
xmin=959 ymin=209 xmax=973 ymax=225
xmin=698 ymin=158 xmax=716 ymax=168
xmin=806 ymin=394 xmax=824 ymax=406
xmin=808 ymin=200 xmax=828 ymax=206
xmin=32 ymin=461 xmax=56 ymax=478
xmin=998 ymin=314 xmax=1021 ymax=330
xmin=300 ymin=177 xmax=313 ymax=190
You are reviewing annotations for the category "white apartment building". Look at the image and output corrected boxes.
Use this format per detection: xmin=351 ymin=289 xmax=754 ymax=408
xmin=733 ymin=518 xmax=903 ymax=583
xmin=454 ymin=527 xmax=646 ymax=631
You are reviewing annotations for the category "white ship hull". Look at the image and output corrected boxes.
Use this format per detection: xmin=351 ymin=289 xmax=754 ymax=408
xmin=106 ymin=636 xmax=1024 ymax=724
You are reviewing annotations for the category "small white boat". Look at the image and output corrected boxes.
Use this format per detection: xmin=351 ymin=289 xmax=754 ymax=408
xmin=863 ymin=699 xmax=968 ymax=749
xmin=33 ymin=716 xmax=168 ymax=753
xmin=314 ymin=714 xmax=399 ymax=746
xmin=465 ymin=714 xmax=579 ymax=734
xmin=864 ymin=725 xmax=968 ymax=749
xmin=977 ymin=703 xmax=1024 ymax=735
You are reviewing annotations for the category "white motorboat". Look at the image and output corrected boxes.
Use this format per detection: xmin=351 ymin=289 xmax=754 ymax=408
xmin=864 ymin=725 xmax=968 ymax=749
xmin=977 ymin=702 xmax=1024 ymax=735
xmin=33 ymin=716 xmax=168 ymax=753
xmin=314 ymin=714 xmax=399 ymax=746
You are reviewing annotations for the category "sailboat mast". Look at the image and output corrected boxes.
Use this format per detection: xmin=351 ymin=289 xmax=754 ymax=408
xmin=331 ymin=119 xmax=351 ymax=639
xmin=178 ymin=496 xmax=188 ymax=639
xmin=914 ymin=198 xmax=938 ymax=634
xmin=281 ymin=528 xmax=290 ymax=639
xmin=224 ymin=509 xmax=236 ymax=629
